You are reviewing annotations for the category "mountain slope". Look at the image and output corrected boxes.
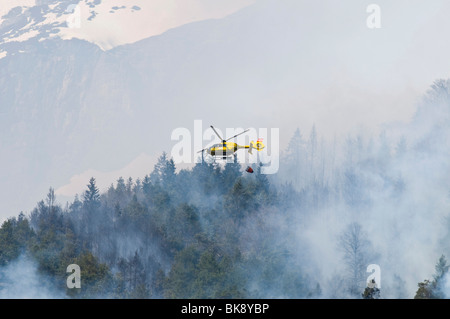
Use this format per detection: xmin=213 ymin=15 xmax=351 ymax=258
xmin=1 ymin=0 xmax=450 ymax=218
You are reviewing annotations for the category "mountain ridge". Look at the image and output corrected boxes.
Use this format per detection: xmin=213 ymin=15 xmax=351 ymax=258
xmin=1 ymin=0 xmax=450 ymax=219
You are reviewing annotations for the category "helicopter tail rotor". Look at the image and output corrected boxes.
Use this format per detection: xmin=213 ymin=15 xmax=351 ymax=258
xmin=249 ymin=138 xmax=265 ymax=154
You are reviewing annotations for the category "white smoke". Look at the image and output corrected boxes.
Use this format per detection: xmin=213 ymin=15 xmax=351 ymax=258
xmin=0 ymin=255 xmax=65 ymax=299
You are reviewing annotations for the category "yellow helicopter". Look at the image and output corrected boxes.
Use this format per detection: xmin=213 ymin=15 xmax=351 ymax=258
xmin=198 ymin=125 xmax=265 ymax=160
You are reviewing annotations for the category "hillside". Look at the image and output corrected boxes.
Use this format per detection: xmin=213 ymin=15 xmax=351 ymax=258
xmin=1 ymin=79 xmax=450 ymax=298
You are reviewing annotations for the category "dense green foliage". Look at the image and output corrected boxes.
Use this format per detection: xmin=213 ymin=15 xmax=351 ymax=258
xmin=0 ymin=154 xmax=319 ymax=298
xmin=2 ymin=79 xmax=450 ymax=298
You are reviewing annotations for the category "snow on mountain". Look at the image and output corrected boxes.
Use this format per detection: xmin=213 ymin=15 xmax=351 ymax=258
xmin=1 ymin=0 xmax=450 ymax=223
xmin=0 ymin=0 xmax=256 ymax=53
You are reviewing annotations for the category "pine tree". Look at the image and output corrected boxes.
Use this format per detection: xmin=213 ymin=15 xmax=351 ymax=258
xmin=283 ymin=128 xmax=306 ymax=188
xmin=222 ymin=154 xmax=241 ymax=193
xmin=255 ymin=162 xmax=270 ymax=194
xmin=69 ymin=194 xmax=82 ymax=213
xmin=83 ymin=177 xmax=100 ymax=204
xmin=424 ymin=79 xmax=450 ymax=105
xmin=433 ymin=255 xmax=449 ymax=282
xmin=309 ymin=124 xmax=318 ymax=170
xmin=46 ymin=187 xmax=56 ymax=210
xmin=225 ymin=178 xmax=248 ymax=217
xmin=162 ymin=158 xmax=176 ymax=187
xmin=414 ymin=255 xmax=450 ymax=299
xmin=431 ymin=255 xmax=449 ymax=298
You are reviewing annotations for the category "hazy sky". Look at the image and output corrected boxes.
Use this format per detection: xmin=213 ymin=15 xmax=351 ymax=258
xmin=2 ymin=0 xmax=450 ymax=219
xmin=0 ymin=0 xmax=257 ymax=214
xmin=54 ymin=0 xmax=450 ymax=200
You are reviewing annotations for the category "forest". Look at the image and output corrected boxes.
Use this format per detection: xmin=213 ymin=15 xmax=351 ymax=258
xmin=0 ymin=156 xmax=321 ymax=298
xmin=1 ymin=79 xmax=450 ymax=299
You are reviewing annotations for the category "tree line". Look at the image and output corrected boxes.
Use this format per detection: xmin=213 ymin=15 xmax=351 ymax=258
xmin=2 ymin=79 xmax=450 ymax=298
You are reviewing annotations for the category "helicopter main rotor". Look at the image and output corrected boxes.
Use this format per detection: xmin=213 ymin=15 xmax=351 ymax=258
xmin=197 ymin=125 xmax=250 ymax=154
xmin=210 ymin=125 xmax=249 ymax=143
